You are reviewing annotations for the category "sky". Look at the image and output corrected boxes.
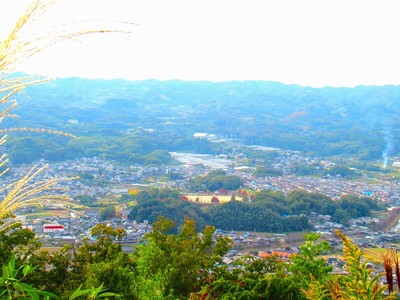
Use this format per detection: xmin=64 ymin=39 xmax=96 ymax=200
xmin=2 ymin=0 xmax=400 ymax=87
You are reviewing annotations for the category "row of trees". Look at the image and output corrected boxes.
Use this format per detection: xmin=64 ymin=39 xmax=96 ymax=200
xmin=0 ymin=216 xmax=232 ymax=299
xmin=0 ymin=215 xmax=396 ymax=299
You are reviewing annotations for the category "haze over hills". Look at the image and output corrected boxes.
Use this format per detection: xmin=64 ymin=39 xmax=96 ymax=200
xmin=4 ymin=76 xmax=399 ymax=165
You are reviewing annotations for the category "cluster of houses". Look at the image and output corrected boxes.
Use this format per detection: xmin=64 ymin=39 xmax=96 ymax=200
xmin=238 ymin=172 xmax=397 ymax=201
xmin=3 ymin=145 xmax=400 ymax=274
xmin=2 ymin=145 xmax=399 ymax=206
xmin=17 ymin=209 xmax=153 ymax=248
xmin=170 ymin=147 xmax=400 ymax=203
xmin=13 ymin=197 xmax=400 ymax=278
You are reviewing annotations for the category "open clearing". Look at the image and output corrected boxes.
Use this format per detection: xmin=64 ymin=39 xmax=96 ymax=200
xmin=362 ymin=247 xmax=387 ymax=263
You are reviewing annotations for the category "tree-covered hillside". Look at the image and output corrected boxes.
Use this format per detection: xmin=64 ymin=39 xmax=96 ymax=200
xmin=4 ymin=77 xmax=400 ymax=163
xmin=125 ymin=188 xmax=382 ymax=233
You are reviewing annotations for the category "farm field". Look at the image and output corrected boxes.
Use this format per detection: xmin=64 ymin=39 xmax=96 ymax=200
xmin=320 ymin=248 xmax=385 ymax=265
xmin=362 ymin=247 xmax=391 ymax=263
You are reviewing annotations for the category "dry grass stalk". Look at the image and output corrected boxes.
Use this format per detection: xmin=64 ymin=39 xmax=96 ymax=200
xmin=335 ymin=230 xmax=397 ymax=299
xmin=0 ymin=127 xmax=76 ymax=138
xmin=0 ymin=0 xmax=133 ymax=220
xmin=389 ymin=248 xmax=400 ymax=291
xmin=383 ymin=251 xmax=394 ymax=293
xmin=0 ymin=0 xmax=132 ymax=74
xmin=0 ymin=0 xmax=133 ymax=123
xmin=0 ymin=164 xmax=84 ymax=220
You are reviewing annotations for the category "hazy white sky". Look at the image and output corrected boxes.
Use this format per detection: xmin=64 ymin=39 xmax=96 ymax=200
xmin=2 ymin=0 xmax=400 ymax=87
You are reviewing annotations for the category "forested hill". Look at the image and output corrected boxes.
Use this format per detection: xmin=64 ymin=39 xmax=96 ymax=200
xmin=4 ymin=77 xmax=400 ymax=163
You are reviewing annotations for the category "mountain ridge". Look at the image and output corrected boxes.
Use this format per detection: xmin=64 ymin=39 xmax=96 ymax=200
xmin=3 ymin=75 xmax=399 ymax=164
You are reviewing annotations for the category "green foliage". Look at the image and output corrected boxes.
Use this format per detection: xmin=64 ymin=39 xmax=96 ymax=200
xmin=332 ymin=209 xmax=351 ymax=227
xmin=128 ymin=188 xmax=180 ymax=203
xmin=206 ymin=189 xmax=382 ymax=232
xmin=7 ymin=137 xmax=70 ymax=165
xmin=303 ymin=231 xmax=397 ymax=300
xmin=2 ymin=215 xmax=398 ymax=299
xmin=331 ymin=195 xmax=380 ymax=225
xmin=79 ymin=224 xmax=127 ymax=264
xmin=24 ymin=224 xmax=133 ymax=299
xmin=77 ymin=172 xmax=94 ymax=181
xmin=0 ymin=220 xmax=40 ymax=266
xmin=0 ymin=254 xmax=60 ymax=300
xmin=289 ymin=233 xmax=332 ymax=288
xmin=291 ymin=163 xmax=321 ymax=176
xmin=10 ymin=78 xmax=400 ymax=163
xmin=83 ymin=257 xmax=134 ymax=299
xmin=252 ymin=189 xmax=285 ymax=204
xmin=127 ymin=186 xmax=384 ymax=234
xmin=253 ymin=166 xmax=283 ymax=177
xmin=145 ymin=150 xmax=173 ymax=165
xmin=193 ymin=255 xmax=304 ymax=299
xmin=74 ymin=195 xmax=96 ymax=206
xmin=286 ymin=191 xmax=337 ymax=216
xmin=335 ymin=230 xmax=395 ymax=300
xmin=302 ymin=275 xmax=330 ymax=300
xmin=133 ymin=217 xmax=232 ymax=299
xmin=128 ymin=189 xmax=208 ymax=231
xmin=68 ymin=284 xmax=120 ymax=300
xmin=323 ymin=165 xmax=359 ymax=178
xmin=207 ymin=200 xmax=308 ymax=232
xmin=99 ymin=206 xmax=116 ymax=221
xmin=6 ymin=133 xmax=178 ymax=166
xmin=252 ymin=190 xmax=290 ymax=215
xmin=189 ymin=171 xmax=243 ymax=192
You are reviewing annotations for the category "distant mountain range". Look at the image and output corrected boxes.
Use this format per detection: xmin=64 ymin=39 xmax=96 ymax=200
xmin=4 ymin=76 xmax=400 ymax=163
